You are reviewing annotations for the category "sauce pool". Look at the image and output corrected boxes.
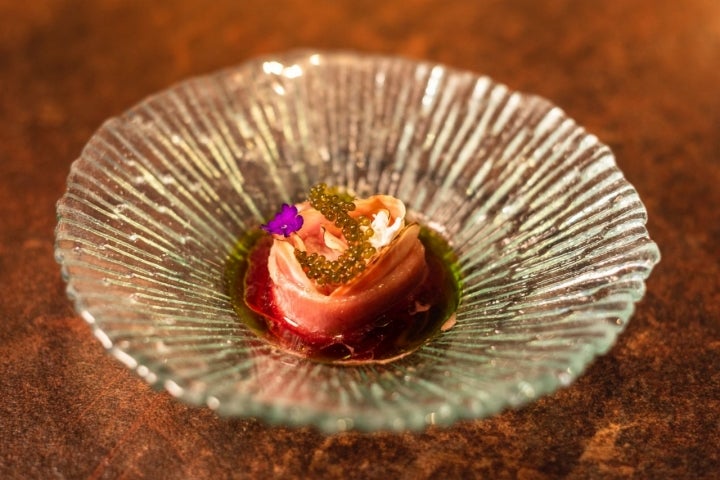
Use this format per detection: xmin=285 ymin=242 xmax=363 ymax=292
xmin=226 ymin=227 xmax=461 ymax=364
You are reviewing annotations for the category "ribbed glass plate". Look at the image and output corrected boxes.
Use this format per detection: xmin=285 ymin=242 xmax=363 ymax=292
xmin=55 ymin=50 xmax=660 ymax=432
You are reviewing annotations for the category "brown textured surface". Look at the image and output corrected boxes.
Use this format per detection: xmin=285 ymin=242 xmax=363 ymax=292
xmin=1 ymin=0 xmax=718 ymax=478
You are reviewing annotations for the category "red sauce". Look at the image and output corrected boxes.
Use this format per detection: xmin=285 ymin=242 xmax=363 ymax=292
xmin=229 ymin=229 xmax=459 ymax=364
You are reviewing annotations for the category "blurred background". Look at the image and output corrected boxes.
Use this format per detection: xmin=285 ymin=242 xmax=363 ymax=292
xmin=1 ymin=1 xmax=718 ymax=478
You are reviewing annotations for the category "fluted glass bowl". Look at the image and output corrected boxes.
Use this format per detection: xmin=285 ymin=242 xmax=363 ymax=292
xmin=55 ymin=51 xmax=660 ymax=432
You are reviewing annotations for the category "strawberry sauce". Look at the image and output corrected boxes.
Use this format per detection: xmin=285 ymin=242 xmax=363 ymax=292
xmin=227 ymin=228 xmax=460 ymax=364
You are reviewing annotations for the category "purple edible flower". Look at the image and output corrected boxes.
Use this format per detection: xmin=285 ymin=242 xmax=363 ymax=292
xmin=262 ymin=203 xmax=304 ymax=237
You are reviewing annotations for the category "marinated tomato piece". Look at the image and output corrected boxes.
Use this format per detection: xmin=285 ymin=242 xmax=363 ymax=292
xmin=265 ymin=189 xmax=428 ymax=337
xmin=231 ymin=184 xmax=459 ymax=363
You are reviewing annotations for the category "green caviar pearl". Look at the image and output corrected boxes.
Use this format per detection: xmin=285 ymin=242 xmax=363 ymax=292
xmin=295 ymin=183 xmax=388 ymax=287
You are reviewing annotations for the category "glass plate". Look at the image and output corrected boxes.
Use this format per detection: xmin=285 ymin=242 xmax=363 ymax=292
xmin=55 ymin=50 xmax=660 ymax=432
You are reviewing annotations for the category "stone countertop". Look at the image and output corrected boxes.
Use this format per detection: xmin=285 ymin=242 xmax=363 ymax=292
xmin=1 ymin=1 xmax=718 ymax=478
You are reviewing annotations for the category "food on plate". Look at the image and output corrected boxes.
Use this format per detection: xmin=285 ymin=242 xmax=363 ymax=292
xmin=228 ymin=184 xmax=460 ymax=363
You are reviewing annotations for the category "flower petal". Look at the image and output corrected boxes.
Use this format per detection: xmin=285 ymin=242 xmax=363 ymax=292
xmin=262 ymin=203 xmax=304 ymax=236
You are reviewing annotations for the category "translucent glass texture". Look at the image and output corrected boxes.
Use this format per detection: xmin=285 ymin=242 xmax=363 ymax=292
xmin=55 ymin=51 xmax=660 ymax=432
